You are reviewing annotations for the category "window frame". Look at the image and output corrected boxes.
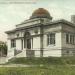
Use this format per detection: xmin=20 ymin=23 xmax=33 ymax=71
xmin=66 ymin=33 xmax=75 ymax=45
xmin=47 ymin=33 xmax=55 ymax=46
xmin=11 ymin=39 xmax=16 ymax=48
xmin=66 ymin=34 xmax=69 ymax=44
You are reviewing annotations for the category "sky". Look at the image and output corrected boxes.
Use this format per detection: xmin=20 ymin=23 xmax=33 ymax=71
xmin=0 ymin=0 xmax=75 ymax=42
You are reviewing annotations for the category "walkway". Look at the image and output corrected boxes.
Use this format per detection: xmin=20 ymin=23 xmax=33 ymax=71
xmin=0 ymin=64 xmax=37 ymax=67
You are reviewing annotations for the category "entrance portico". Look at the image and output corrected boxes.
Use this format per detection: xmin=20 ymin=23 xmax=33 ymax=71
xmin=24 ymin=31 xmax=31 ymax=49
xmin=24 ymin=31 xmax=35 ymax=57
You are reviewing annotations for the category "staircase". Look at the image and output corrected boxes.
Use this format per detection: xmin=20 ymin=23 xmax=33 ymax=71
xmin=14 ymin=49 xmax=35 ymax=58
xmin=14 ymin=50 xmax=26 ymax=58
xmin=0 ymin=49 xmax=26 ymax=64
xmin=7 ymin=49 xmax=35 ymax=63
xmin=14 ymin=50 xmax=22 ymax=56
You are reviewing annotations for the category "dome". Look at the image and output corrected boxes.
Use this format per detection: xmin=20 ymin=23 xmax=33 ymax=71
xmin=30 ymin=8 xmax=52 ymax=20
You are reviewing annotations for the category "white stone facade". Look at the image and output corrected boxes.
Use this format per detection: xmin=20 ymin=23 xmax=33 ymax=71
xmin=5 ymin=8 xmax=75 ymax=59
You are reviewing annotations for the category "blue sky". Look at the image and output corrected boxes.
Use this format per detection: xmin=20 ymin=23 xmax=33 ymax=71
xmin=0 ymin=0 xmax=75 ymax=41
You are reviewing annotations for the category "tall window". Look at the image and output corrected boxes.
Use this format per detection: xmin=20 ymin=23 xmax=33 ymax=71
xmin=74 ymin=36 xmax=75 ymax=44
xmin=66 ymin=33 xmax=75 ymax=44
xmin=72 ymin=35 xmax=74 ymax=44
xmin=47 ymin=33 xmax=55 ymax=45
xmin=11 ymin=39 xmax=16 ymax=48
xmin=71 ymin=35 xmax=75 ymax=44
xmin=70 ymin=35 xmax=73 ymax=44
xmin=66 ymin=34 xmax=69 ymax=44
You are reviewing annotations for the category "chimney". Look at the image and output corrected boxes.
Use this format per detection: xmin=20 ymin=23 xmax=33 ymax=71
xmin=71 ymin=15 xmax=75 ymax=23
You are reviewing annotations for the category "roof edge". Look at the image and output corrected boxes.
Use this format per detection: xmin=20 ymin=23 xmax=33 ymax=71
xmin=5 ymin=19 xmax=75 ymax=34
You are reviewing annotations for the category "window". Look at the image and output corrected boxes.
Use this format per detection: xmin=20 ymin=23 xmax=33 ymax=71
xmin=66 ymin=33 xmax=75 ymax=44
xmin=47 ymin=33 xmax=55 ymax=45
xmin=66 ymin=34 xmax=69 ymax=44
xmin=69 ymin=34 xmax=75 ymax=44
xmin=73 ymin=35 xmax=75 ymax=44
xmin=72 ymin=35 xmax=74 ymax=44
xmin=11 ymin=39 xmax=16 ymax=48
xmin=70 ymin=35 xmax=73 ymax=44
xmin=21 ymin=39 xmax=23 ymax=50
xmin=74 ymin=36 xmax=75 ymax=44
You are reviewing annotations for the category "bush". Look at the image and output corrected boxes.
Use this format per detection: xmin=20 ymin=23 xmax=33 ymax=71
xmin=0 ymin=42 xmax=7 ymax=56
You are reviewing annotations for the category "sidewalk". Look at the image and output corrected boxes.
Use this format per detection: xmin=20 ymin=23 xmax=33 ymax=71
xmin=0 ymin=64 xmax=37 ymax=67
xmin=0 ymin=57 xmax=8 ymax=64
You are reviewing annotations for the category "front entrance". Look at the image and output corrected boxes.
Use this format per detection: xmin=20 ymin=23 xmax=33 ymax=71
xmin=24 ymin=31 xmax=31 ymax=49
xmin=24 ymin=31 xmax=34 ymax=57
xmin=27 ymin=39 xmax=31 ymax=49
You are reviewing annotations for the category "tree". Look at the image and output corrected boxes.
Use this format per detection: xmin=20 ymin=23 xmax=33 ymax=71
xmin=0 ymin=41 xmax=7 ymax=57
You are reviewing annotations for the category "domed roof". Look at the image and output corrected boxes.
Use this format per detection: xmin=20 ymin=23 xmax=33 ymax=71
xmin=30 ymin=8 xmax=52 ymax=19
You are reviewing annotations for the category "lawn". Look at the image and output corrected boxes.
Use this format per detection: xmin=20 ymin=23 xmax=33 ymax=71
xmin=0 ymin=65 xmax=75 ymax=75
xmin=1 ymin=57 xmax=75 ymax=75
xmin=7 ymin=57 xmax=75 ymax=65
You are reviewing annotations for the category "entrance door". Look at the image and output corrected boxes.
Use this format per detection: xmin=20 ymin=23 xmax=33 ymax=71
xmin=27 ymin=39 xmax=31 ymax=49
xmin=24 ymin=31 xmax=34 ymax=57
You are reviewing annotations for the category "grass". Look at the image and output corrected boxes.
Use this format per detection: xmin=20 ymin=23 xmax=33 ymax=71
xmin=0 ymin=65 xmax=75 ymax=75
xmin=7 ymin=57 xmax=75 ymax=65
xmin=1 ymin=57 xmax=75 ymax=75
